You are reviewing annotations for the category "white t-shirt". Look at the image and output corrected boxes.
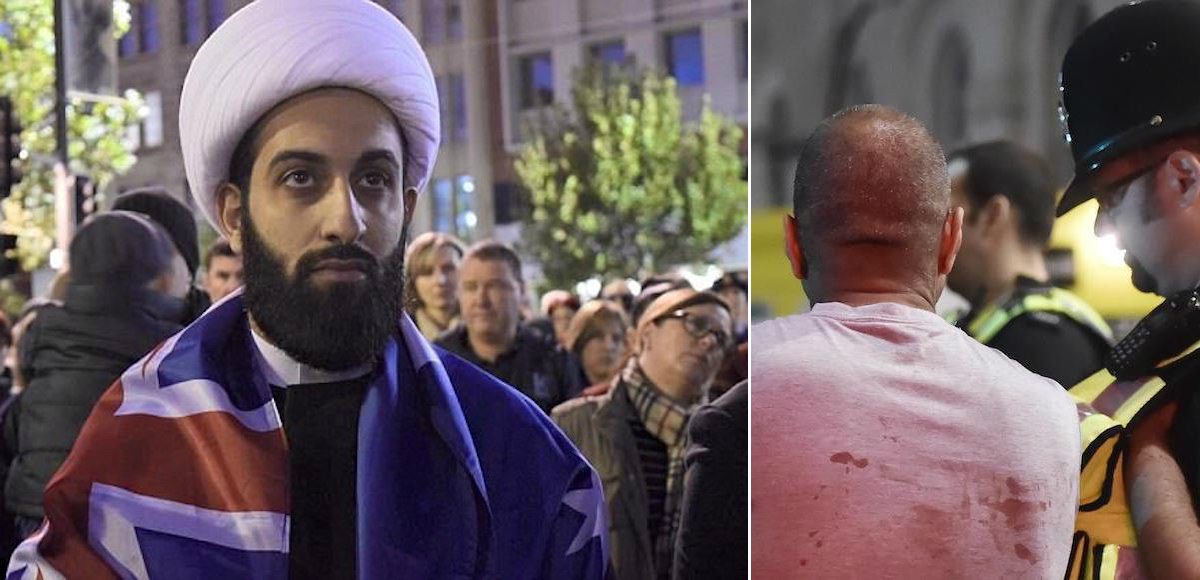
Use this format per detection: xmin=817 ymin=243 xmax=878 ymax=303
xmin=752 ymin=301 xmax=1080 ymax=579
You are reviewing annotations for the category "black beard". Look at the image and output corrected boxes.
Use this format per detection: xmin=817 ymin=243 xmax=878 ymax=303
xmin=241 ymin=214 xmax=407 ymax=372
xmin=1127 ymin=254 xmax=1159 ymax=295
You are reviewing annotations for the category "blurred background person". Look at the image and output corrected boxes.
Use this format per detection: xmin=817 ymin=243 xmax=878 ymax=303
xmin=110 ymin=187 xmax=207 ymax=322
xmin=711 ymin=271 xmax=748 ymax=343
xmin=554 ymin=288 xmax=732 ymax=580
xmin=403 ymin=232 xmax=464 ymax=342
xmin=673 ymin=380 xmax=747 ymax=580
xmin=541 ymin=289 xmax=581 ymax=348
xmin=202 ymin=239 xmax=243 ymax=304
xmin=4 ymin=212 xmax=187 ymax=539
xmin=601 ymin=278 xmax=636 ymax=317
xmin=437 ymin=241 xmax=582 ymax=412
xmin=633 ymin=274 xmax=692 ymax=326
xmin=567 ymin=300 xmax=630 ymax=390
xmin=709 ymin=272 xmax=749 ymax=398
xmin=946 ymin=140 xmax=1111 ymax=386
xmin=0 ymin=314 xmax=10 ymax=399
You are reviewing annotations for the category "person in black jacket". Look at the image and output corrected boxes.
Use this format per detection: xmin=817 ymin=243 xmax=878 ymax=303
xmin=111 ymin=187 xmax=212 ymax=323
xmin=945 ymin=140 xmax=1111 ymax=387
xmin=4 ymin=212 xmax=188 ymax=538
xmin=672 ymin=380 xmax=746 ymax=580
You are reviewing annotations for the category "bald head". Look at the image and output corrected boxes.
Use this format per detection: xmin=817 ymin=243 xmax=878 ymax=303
xmin=789 ymin=105 xmax=957 ymax=306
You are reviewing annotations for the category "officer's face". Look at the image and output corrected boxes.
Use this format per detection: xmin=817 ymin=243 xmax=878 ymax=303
xmin=1093 ymin=155 xmax=1192 ymax=295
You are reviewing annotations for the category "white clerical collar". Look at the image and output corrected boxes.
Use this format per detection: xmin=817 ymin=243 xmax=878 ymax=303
xmin=249 ymin=327 xmax=373 ymax=387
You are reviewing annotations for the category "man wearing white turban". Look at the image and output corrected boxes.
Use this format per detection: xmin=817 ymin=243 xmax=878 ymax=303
xmin=6 ymin=1 xmax=609 ymax=578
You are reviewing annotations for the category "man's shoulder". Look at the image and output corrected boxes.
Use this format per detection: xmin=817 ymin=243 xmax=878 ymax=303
xmin=690 ymin=382 xmax=746 ymax=449
xmin=550 ymin=393 xmax=605 ymax=425
xmin=433 ymin=324 xmax=469 ymax=351
xmin=434 ymin=346 xmax=583 ymax=459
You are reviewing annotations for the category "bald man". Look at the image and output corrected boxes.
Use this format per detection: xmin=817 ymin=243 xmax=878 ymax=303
xmin=751 ymin=105 xmax=1080 ymax=578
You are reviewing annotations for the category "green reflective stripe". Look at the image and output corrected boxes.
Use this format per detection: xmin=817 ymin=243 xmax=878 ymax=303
xmin=1033 ymin=288 xmax=1113 ymax=342
xmin=966 ymin=303 xmax=1011 ymax=343
xmin=967 ymin=287 xmax=1112 ymax=345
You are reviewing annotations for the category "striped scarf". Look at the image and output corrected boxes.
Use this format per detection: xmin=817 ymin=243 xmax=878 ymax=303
xmin=622 ymin=361 xmax=692 ymax=577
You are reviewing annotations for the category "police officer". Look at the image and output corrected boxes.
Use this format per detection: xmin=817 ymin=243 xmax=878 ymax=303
xmin=1058 ymin=1 xmax=1200 ymax=578
xmin=947 ymin=140 xmax=1112 ymax=387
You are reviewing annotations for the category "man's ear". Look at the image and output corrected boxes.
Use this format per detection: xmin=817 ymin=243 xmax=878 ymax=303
xmin=938 ymin=206 xmax=964 ymax=276
xmin=403 ymin=187 xmax=418 ymax=229
xmin=783 ymin=214 xmax=807 ymax=281
xmin=216 ymin=183 xmax=244 ymax=253
xmin=978 ymin=194 xmax=1011 ymax=236
xmin=637 ymin=325 xmax=653 ymax=355
xmin=1165 ymin=149 xmax=1200 ymax=209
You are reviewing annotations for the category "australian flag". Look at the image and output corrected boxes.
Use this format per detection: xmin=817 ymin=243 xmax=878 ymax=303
xmin=6 ymin=290 xmax=608 ymax=579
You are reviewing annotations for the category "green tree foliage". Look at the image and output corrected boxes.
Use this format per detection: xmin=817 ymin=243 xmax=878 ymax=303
xmin=0 ymin=0 xmax=142 ymax=270
xmin=515 ymin=64 xmax=746 ymax=290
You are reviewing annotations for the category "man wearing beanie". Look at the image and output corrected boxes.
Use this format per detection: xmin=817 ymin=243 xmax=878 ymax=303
xmin=5 ymin=213 xmax=186 ymax=540
xmin=111 ymin=187 xmax=211 ymax=321
xmin=553 ymin=288 xmax=732 ymax=580
xmin=6 ymin=1 xmax=607 ymax=578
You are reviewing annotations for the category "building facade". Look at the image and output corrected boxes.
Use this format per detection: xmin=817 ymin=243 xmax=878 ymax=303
xmin=112 ymin=0 xmax=747 ymax=247
xmin=751 ymin=0 xmax=1125 ymax=210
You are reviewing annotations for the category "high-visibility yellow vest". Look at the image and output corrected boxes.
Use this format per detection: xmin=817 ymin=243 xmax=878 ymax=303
xmin=966 ymin=286 xmax=1114 ymax=345
xmin=1066 ymin=340 xmax=1200 ymax=580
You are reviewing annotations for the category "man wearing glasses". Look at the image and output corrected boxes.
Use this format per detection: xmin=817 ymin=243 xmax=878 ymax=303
xmin=553 ymin=288 xmax=732 ymax=580
xmin=1057 ymin=1 xmax=1200 ymax=578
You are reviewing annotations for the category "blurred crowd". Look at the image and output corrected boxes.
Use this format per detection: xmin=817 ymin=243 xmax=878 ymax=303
xmin=0 ymin=187 xmax=747 ymax=578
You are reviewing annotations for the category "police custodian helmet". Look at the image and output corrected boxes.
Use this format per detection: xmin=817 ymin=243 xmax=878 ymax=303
xmin=1057 ymin=0 xmax=1200 ymax=216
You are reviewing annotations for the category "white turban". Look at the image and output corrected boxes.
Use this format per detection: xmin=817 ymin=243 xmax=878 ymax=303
xmin=179 ymin=0 xmax=439 ymax=232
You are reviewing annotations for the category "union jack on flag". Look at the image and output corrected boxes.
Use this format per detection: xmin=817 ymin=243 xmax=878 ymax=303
xmin=7 ymin=291 xmax=608 ymax=579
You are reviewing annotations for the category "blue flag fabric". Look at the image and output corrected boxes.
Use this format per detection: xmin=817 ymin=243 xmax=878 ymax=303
xmin=8 ymin=290 xmax=608 ymax=579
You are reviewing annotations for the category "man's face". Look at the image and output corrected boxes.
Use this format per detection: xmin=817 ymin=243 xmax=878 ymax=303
xmin=205 ymin=255 xmax=244 ymax=303
xmin=459 ymin=257 xmax=522 ymax=346
xmin=550 ymin=305 xmax=577 ymax=346
xmin=1094 ymin=159 xmax=1175 ymax=294
xmin=639 ymin=303 xmax=731 ymax=400
xmin=220 ymin=88 xmax=416 ymax=370
xmin=945 ymin=164 xmax=989 ymax=307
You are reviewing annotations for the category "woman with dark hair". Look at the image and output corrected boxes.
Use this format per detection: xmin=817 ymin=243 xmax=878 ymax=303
xmin=403 ymin=232 xmax=465 ymax=341
xmin=566 ymin=300 xmax=630 ymax=390
xmin=5 ymin=212 xmax=186 ymax=539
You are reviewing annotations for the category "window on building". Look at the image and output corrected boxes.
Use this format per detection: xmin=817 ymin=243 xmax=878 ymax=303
xmin=436 ymin=75 xmax=449 ymax=143
xmin=450 ymin=74 xmax=467 ymax=142
xmin=422 ymin=0 xmax=445 ymax=44
xmin=931 ymin=28 xmax=969 ymax=147
xmin=118 ymin=28 xmax=136 ymax=58
xmin=446 ymin=0 xmax=462 ymax=40
xmin=180 ymin=0 xmax=202 ymax=45
xmin=432 ymin=178 xmax=453 ymax=232
xmin=206 ymin=0 xmax=226 ymax=34
xmin=138 ymin=1 xmax=160 ymax=54
xmin=378 ymin=0 xmax=406 ymax=18
xmin=665 ymin=28 xmax=704 ymax=86
xmin=519 ymin=52 xmax=553 ymax=109
xmin=738 ymin=19 xmax=748 ymax=80
xmin=591 ymin=40 xmax=625 ymax=67
xmin=143 ymin=91 xmax=164 ymax=148
xmin=455 ymin=175 xmax=476 ymax=238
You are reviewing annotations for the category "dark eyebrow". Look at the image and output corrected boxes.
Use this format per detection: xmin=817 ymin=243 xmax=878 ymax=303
xmin=359 ymin=149 xmax=400 ymax=169
xmin=267 ymin=150 xmax=327 ymax=172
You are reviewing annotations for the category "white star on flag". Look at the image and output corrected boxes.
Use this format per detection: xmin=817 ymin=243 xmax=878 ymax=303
xmin=562 ymin=470 xmax=607 ymax=556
